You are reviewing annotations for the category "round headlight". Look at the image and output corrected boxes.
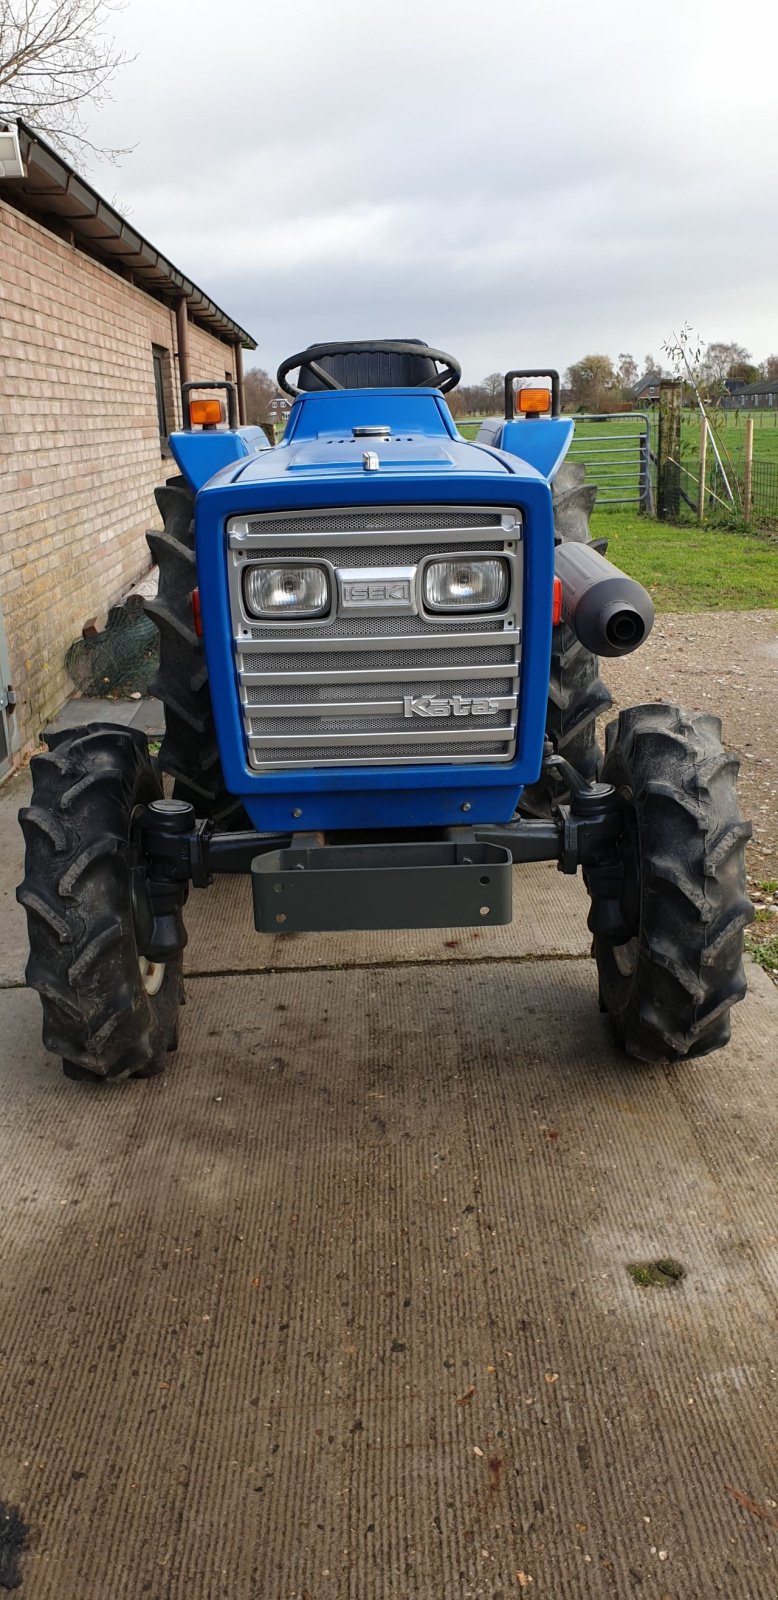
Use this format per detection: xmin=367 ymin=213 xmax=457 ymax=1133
xmin=423 ymin=558 xmax=508 ymax=612
xmin=244 ymin=564 xmax=330 ymax=619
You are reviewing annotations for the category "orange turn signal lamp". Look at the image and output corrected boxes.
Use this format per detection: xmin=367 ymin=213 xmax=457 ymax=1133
xmin=552 ymin=575 xmax=563 ymax=626
xmin=515 ymin=386 xmax=551 ymax=416
xmin=189 ymin=397 xmax=224 ymax=427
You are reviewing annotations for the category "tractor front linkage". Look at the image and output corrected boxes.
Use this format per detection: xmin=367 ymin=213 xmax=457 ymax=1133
xmin=137 ymin=746 xmax=629 ymax=954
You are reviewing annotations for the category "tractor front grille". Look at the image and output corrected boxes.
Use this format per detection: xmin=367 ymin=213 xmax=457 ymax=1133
xmin=227 ymin=506 xmax=523 ymax=770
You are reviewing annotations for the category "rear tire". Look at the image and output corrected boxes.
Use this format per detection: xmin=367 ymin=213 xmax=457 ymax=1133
xmin=590 ymin=704 xmax=753 ymax=1063
xmin=145 ymin=477 xmax=247 ymax=827
xmin=522 ymin=462 xmax=612 ymax=812
xmin=17 ymin=725 xmax=183 ymax=1081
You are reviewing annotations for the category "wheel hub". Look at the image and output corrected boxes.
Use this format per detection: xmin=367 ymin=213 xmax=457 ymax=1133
xmin=130 ymin=804 xmax=165 ymax=989
xmin=138 ymin=953 xmax=165 ymax=995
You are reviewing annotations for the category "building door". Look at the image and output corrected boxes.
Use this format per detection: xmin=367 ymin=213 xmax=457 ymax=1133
xmin=0 ymin=593 xmax=14 ymax=778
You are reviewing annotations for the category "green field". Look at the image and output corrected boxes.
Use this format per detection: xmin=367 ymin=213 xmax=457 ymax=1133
xmin=591 ymin=510 xmax=778 ymax=611
xmin=572 ymin=407 xmax=778 ymax=474
xmin=458 ymin=409 xmax=778 ymax=530
xmin=456 ymin=416 xmax=777 ymax=609
xmin=458 ymin=410 xmax=778 ymax=462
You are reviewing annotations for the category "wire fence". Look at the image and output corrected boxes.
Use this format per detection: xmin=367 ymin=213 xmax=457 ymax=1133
xmin=457 ymin=412 xmax=778 ymax=529
xmin=664 ymin=452 xmax=778 ymax=529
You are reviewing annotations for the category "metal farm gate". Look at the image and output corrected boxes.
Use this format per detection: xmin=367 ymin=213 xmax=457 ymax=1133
xmin=567 ymin=412 xmax=653 ymax=511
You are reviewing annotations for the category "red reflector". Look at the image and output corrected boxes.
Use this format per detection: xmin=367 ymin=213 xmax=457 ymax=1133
xmin=192 ymin=587 xmax=203 ymax=637
xmin=552 ymin=575 xmax=563 ymax=626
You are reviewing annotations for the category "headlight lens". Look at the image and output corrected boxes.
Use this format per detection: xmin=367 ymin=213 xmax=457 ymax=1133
xmin=423 ymin=557 xmax=509 ymax=612
xmin=244 ymin=564 xmax=330 ymax=618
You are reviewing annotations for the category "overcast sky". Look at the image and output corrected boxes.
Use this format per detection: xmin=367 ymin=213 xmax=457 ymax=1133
xmin=86 ymin=0 xmax=778 ymax=384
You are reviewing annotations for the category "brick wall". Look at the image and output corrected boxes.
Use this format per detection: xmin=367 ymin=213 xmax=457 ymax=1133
xmin=0 ymin=197 xmax=239 ymax=756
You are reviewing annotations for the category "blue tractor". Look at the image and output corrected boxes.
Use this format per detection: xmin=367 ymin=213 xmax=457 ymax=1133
xmin=18 ymin=340 xmax=753 ymax=1080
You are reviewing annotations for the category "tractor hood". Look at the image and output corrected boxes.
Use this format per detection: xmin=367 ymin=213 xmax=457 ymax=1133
xmin=231 ymin=429 xmax=513 ymax=483
xmin=169 ymin=388 xmax=572 ymax=494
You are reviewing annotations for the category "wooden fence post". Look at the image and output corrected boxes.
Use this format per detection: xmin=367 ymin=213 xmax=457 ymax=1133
xmin=743 ymin=415 xmax=754 ymax=521
xmin=697 ymin=416 xmax=708 ymax=525
xmin=657 ymin=380 xmax=683 ymax=520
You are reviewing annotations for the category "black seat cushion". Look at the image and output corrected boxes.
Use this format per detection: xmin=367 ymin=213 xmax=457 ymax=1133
xmin=297 ymin=340 xmax=439 ymax=391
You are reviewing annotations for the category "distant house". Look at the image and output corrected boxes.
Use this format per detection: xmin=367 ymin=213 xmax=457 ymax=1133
xmin=725 ymin=378 xmax=778 ymax=410
xmin=269 ymin=395 xmax=293 ymax=414
xmin=630 ymin=373 xmax=663 ymax=404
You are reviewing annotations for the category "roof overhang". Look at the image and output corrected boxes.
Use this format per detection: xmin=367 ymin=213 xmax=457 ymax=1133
xmin=0 ymin=119 xmax=256 ymax=350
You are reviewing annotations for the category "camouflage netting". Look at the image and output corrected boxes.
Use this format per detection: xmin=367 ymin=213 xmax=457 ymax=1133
xmin=65 ymin=596 xmax=160 ymax=698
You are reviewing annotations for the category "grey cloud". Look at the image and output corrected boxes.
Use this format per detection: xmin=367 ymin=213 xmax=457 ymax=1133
xmin=85 ymin=0 xmax=778 ymax=379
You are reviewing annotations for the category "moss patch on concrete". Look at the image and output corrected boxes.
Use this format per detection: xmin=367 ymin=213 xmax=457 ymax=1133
xmin=627 ymin=1258 xmax=685 ymax=1289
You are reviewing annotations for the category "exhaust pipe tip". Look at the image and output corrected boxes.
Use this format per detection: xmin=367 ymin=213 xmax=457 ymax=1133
xmin=603 ymin=608 xmax=647 ymax=654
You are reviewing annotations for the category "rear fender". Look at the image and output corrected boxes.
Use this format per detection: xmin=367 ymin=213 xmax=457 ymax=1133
xmin=169 ymin=427 xmax=271 ymax=494
xmin=476 ymin=417 xmax=574 ymax=482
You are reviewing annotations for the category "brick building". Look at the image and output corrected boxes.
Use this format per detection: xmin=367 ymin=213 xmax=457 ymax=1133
xmin=0 ymin=120 xmax=256 ymax=774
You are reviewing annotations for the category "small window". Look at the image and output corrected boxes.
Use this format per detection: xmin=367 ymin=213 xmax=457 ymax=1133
xmin=152 ymin=345 xmax=169 ymax=445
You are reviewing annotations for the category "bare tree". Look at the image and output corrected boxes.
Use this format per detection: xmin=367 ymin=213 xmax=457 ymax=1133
xmin=244 ymin=366 xmax=284 ymax=425
xmin=482 ymin=372 xmax=504 ymax=408
xmin=700 ymin=340 xmax=752 ymax=385
xmin=0 ymin=0 xmax=128 ymax=161
xmin=617 ymin=352 xmax=638 ymax=392
xmin=762 ymin=354 xmax=778 ymax=381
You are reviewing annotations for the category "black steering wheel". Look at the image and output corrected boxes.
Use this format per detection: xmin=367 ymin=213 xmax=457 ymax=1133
xmin=277 ymin=340 xmax=462 ymax=397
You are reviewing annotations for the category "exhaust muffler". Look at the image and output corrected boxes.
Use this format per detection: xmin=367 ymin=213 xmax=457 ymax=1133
xmin=555 ymin=540 xmax=654 ymax=657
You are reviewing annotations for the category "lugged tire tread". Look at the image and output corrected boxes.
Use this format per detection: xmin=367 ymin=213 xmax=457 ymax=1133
xmin=58 ymin=836 xmax=121 ymax=898
xmin=17 ymin=724 xmax=183 ymax=1080
xmin=522 ymin=462 xmax=611 ymax=810
xmin=17 ymin=887 xmax=70 ymax=942
xmin=68 ymin=916 xmax=125 ymax=984
xmin=145 ymin=476 xmax=247 ymax=826
xmin=18 ymin=806 xmax=71 ymax=851
xmin=592 ymin=703 xmax=753 ymax=1063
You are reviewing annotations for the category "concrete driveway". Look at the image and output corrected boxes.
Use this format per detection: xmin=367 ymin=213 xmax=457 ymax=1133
xmin=0 ymin=763 xmax=776 ymax=1599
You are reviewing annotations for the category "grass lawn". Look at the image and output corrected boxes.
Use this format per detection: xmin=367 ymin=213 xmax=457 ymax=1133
xmin=675 ymin=407 xmax=778 ymax=465
xmin=592 ymin=510 xmax=778 ymax=611
xmin=456 ymin=415 xmax=777 ymax=608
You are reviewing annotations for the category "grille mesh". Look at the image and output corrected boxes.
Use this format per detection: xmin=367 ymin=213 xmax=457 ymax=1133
xmin=251 ymin=740 xmax=511 ymax=764
xmin=239 ymin=509 xmax=506 ymax=536
xmin=230 ymin=506 xmax=522 ymax=770
xmin=249 ymin=711 xmax=514 ymax=735
xmin=240 ymin=643 xmax=515 ymax=673
xmin=248 ymin=613 xmax=503 ymax=640
xmin=244 ymin=676 xmax=514 ymax=706
xmin=239 ymin=539 xmax=505 ymax=565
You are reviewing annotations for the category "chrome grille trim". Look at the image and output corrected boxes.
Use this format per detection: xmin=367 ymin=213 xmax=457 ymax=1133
xmin=228 ymin=506 xmax=522 ymax=771
xmin=239 ymin=663 xmax=520 ymax=688
xmin=244 ymin=694 xmax=518 ymax=719
xmin=235 ymin=629 xmax=520 ymax=654
xmin=247 ymin=726 xmax=515 ymax=747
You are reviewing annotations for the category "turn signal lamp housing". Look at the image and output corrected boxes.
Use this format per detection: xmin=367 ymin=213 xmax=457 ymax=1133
xmin=515 ymin=387 xmax=551 ymax=416
xmin=189 ymin=397 xmax=224 ymax=427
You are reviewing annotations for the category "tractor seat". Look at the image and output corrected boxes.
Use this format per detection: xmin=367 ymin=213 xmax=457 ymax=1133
xmin=296 ymin=339 xmax=440 ymax=391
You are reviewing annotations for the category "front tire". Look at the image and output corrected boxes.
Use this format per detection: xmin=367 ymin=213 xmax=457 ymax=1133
xmin=590 ymin=705 xmax=753 ymax=1063
xmin=522 ymin=461 xmax=612 ymax=812
xmin=145 ymin=477 xmax=246 ymax=826
xmin=17 ymin=724 xmax=183 ymax=1081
